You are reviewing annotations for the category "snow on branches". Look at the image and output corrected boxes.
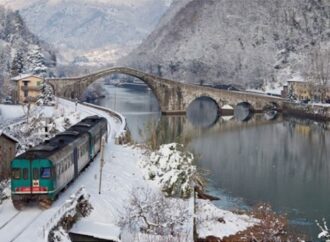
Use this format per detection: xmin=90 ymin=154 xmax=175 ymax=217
xmin=4 ymin=105 xmax=80 ymax=154
xmin=139 ymin=143 xmax=202 ymax=198
xmin=36 ymin=83 xmax=55 ymax=106
xmin=316 ymin=218 xmax=330 ymax=241
xmin=120 ymin=187 xmax=190 ymax=239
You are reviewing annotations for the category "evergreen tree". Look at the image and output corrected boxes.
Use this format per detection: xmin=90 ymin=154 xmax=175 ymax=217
xmin=26 ymin=45 xmax=48 ymax=75
xmin=10 ymin=51 xmax=24 ymax=77
xmin=37 ymin=83 xmax=55 ymax=106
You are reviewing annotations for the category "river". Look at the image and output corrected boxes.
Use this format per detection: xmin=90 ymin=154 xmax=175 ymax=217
xmin=96 ymin=83 xmax=330 ymax=240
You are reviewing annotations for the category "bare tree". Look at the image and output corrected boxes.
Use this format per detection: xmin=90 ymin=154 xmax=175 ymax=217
xmin=305 ymin=46 xmax=330 ymax=102
xmin=120 ymin=187 xmax=190 ymax=238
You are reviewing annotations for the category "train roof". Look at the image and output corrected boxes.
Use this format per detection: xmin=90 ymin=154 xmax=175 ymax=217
xmin=15 ymin=116 xmax=107 ymax=160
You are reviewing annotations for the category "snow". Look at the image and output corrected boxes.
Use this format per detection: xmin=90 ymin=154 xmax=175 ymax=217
xmin=2 ymin=104 xmax=82 ymax=154
xmin=0 ymin=104 xmax=25 ymax=120
xmin=51 ymin=227 xmax=71 ymax=242
xmin=196 ymin=199 xmax=259 ymax=239
xmin=10 ymin=73 xmax=36 ymax=81
xmin=0 ymin=98 xmax=258 ymax=241
xmin=246 ymin=84 xmax=283 ymax=96
xmin=138 ymin=143 xmax=197 ymax=198
xmin=221 ymin=115 xmax=234 ymax=121
xmin=70 ymin=220 xmax=121 ymax=241
xmin=221 ymin=104 xmax=234 ymax=110
xmin=310 ymin=102 xmax=330 ymax=108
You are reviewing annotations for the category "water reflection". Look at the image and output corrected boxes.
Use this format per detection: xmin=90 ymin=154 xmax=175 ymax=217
xmin=234 ymin=102 xmax=253 ymax=121
xmin=97 ymin=84 xmax=330 ymax=239
xmin=96 ymin=84 xmax=161 ymax=143
xmin=186 ymin=96 xmax=219 ymax=128
xmin=189 ymin=119 xmax=330 ymax=236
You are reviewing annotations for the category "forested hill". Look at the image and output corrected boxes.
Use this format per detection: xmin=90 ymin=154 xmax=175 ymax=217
xmin=0 ymin=6 xmax=56 ymax=96
xmin=121 ymin=0 xmax=330 ymax=89
xmin=0 ymin=0 xmax=173 ymax=65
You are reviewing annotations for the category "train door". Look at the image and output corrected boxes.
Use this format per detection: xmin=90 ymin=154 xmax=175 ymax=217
xmin=73 ymin=148 xmax=78 ymax=178
xmin=31 ymin=160 xmax=40 ymax=193
xmin=31 ymin=159 xmax=53 ymax=194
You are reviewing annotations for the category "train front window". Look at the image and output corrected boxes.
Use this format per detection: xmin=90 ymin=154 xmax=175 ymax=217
xmin=33 ymin=168 xmax=39 ymax=179
xmin=23 ymin=168 xmax=28 ymax=180
xmin=12 ymin=168 xmax=21 ymax=179
xmin=40 ymin=168 xmax=51 ymax=178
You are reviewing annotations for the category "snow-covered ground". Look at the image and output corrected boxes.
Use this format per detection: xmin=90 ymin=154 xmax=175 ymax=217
xmin=0 ymin=99 xmax=258 ymax=241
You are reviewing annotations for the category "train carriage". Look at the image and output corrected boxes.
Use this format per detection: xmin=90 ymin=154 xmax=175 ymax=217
xmin=11 ymin=116 xmax=108 ymax=209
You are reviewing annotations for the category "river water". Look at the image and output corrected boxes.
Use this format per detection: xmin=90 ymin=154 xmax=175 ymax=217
xmin=96 ymin=83 xmax=330 ymax=240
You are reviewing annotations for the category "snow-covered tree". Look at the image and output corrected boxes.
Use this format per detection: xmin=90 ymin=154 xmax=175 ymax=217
xmin=36 ymin=83 xmax=55 ymax=106
xmin=139 ymin=143 xmax=203 ymax=198
xmin=120 ymin=187 xmax=189 ymax=237
xmin=26 ymin=45 xmax=48 ymax=75
xmin=0 ymin=7 xmax=56 ymax=80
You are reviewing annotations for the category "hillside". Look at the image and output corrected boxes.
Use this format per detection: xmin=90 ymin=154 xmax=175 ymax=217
xmin=0 ymin=6 xmax=56 ymax=97
xmin=0 ymin=0 xmax=172 ymax=65
xmin=121 ymin=0 xmax=330 ymax=88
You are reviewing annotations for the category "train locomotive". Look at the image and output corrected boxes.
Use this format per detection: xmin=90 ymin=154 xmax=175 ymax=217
xmin=11 ymin=116 xmax=108 ymax=209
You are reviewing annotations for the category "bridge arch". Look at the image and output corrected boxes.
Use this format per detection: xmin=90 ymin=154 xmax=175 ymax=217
xmin=47 ymin=67 xmax=285 ymax=114
xmin=234 ymin=102 xmax=254 ymax=121
xmin=262 ymin=101 xmax=280 ymax=111
xmin=186 ymin=96 xmax=220 ymax=128
xmin=48 ymin=67 xmax=173 ymax=112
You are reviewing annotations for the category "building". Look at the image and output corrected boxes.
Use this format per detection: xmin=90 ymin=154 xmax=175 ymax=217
xmin=0 ymin=131 xmax=18 ymax=180
xmin=11 ymin=74 xmax=44 ymax=104
xmin=287 ymin=80 xmax=330 ymax=102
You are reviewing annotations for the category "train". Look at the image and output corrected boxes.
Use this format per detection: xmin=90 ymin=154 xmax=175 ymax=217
xmin=11 ymin=115 xmax=108 ymax=209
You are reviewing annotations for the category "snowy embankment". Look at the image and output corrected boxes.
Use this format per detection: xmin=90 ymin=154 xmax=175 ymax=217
xmin=138 ymin=143 xmax=259 ymax=240
xmin=0 ymin=99 xmax=258 ymax=242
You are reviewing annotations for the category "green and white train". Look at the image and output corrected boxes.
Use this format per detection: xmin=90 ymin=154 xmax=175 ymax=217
xmin=11 ymin=116 xmax=108 ymax=209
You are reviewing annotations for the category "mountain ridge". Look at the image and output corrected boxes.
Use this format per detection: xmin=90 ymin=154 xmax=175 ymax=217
xmin=0 ymin=0 xmax=173 ymax=65
xmin=120 ymin=0 xmax=330 ymax=88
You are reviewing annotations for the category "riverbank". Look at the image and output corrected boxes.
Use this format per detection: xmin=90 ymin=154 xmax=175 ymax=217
xmin=283 ymin=102 xmax=330 ymax=122
xmin=0 ymin=101 xmax=263 ymax=241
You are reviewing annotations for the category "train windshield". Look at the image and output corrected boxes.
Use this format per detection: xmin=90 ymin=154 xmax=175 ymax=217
xmin=12 ymin=168 xmax=21 ymax=179
xmin=33 ymin=168 xmax=39 ymax=179
xmin=40 ymin=167 xmax=51 ymax=178
xmin=23 ymin=168 xmax=28 ymax=179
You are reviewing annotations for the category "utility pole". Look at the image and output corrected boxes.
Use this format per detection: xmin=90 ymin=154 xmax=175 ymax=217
xmin=75 ymin=98 xmax=78 ymax=112
xmin=98 ymin=137 xmax=105 ymax=194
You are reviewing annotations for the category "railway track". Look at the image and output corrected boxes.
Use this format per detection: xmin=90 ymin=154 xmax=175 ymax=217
xmin=0 ymin=204 xmax=43 ymax=242
xmin=0 ymin=211 xmax=21 ymax=230
xmin=8 ymin=211 xmax=43 ymax=242
xmin=0 ymin=99 xmax=125 ymax=241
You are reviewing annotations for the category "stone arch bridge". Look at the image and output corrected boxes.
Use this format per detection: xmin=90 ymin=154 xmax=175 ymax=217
xmin=47 ymin=67 xmax=285 ymax=114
